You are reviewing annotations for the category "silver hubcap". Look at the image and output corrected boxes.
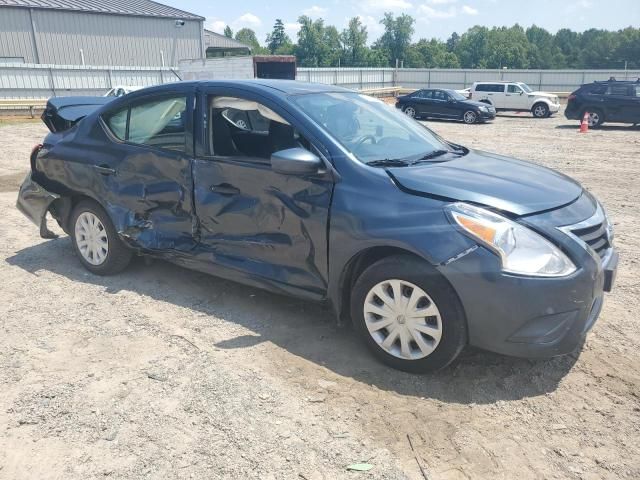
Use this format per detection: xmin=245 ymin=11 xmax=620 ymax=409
xmin=534 ymin=106 xmax=546 ymax=117
xmin=75 ymin=212 xmax=109 ymax=266
xmin=405 ymin=107 xmax=415 ymax=117
xmin=588 ymin=112 xmax=599 ymax=126
xmin=363 ymin=279 xmax=443 ymax=360
xmin=464 ymin=111 xmax=476 ymax=123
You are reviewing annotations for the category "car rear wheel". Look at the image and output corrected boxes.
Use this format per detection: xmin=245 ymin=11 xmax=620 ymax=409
xmin=585 ymin=109 xmax=604 ymax=128
xmin=350 ymin=255 xmax=467 ymax=373
xmin=532 ymin=103 xmax=549 ymax=118
xmin=463 ymin=110 xmax=478 ymax=124
xmin=403 ymin=106 xmax=416 ymax=118
xmin=71 ymin=200 xmax=132 ymax=275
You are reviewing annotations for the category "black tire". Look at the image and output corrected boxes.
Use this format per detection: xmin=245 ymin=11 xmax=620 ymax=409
xmin=532 ymin=102 xmax=549 ymax=118
xmin=403 ymin=105 xmax=417 ymax=119
xmin=585 ymin=108 xmax=605 ymax=128
xmin=462 ymin=110 xmax=478 ymax=124
xmin=70 ymin=199 xmax=132 ymax=275
xmin=350 ymin=255 xmax=467 ymax=373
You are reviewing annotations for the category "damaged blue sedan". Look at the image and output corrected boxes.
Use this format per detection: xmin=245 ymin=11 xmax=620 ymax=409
xmin=17 ymin=80 xmax=617 ymax=372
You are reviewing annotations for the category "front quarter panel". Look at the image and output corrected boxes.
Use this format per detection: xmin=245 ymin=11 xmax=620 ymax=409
xmin=326 ymin=156 xmax=477 ymax=316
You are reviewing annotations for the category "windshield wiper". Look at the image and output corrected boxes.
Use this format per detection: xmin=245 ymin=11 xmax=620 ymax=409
xmin=416 ymin=149 xmax=452 ymax=160
xmin=365 ymin=158 xmax=412 ymax=167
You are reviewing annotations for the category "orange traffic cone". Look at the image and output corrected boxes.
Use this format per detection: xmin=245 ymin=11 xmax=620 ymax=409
xmin=579 ymin=112 xmax=589 ymax=133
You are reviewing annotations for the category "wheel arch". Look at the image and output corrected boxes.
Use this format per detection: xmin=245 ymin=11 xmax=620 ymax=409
xmin=335 ymin=246 xmax=434 ymax=324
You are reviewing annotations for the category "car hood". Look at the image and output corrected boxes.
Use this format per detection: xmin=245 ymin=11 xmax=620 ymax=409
xmin=387 ymin=150 xmax=583 ymax=216
xmin=530 ymin=91 xmax=558 ymax=100
xmin=462 ymin=99 xmax=494 ymax=108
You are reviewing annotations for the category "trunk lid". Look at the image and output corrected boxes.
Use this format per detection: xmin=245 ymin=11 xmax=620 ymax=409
xmin=387 ymin=150 xmax=583 ymax=216
xmin=41 ymin=96 xmax=112 ymax=133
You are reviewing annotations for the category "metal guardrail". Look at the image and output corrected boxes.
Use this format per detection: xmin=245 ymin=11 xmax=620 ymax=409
xmin=0 ymin=98 xmax=47 ymax=117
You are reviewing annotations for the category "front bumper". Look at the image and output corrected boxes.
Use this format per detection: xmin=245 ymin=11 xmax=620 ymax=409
xmin=479 ymin=109 xmax=496 ymax=121
xmin=548 ymin=102 xmax=561 ymax=113
xmin=439 ymin=234 xmax=617 ymax=359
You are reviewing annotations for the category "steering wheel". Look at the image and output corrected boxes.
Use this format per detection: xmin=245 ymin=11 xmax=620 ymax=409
xmin=354 ymin=135 xmax=377 ymax=151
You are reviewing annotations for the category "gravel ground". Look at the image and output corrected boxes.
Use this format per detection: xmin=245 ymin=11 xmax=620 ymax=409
xmin=0 ymin=111 xmax=639 ymax=480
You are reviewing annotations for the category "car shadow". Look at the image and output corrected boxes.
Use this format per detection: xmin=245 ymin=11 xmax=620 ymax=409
xmin=555 ymin=123 xmax=640 ymax=131
xmin=6 ymin=237 xmax=580 ymax=405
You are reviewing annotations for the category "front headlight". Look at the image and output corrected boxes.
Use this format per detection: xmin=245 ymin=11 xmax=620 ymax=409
xmin=479 ymin=106 xmax=488 ymax=112
xmin=448 ymin=203 xmax=576 ymax=277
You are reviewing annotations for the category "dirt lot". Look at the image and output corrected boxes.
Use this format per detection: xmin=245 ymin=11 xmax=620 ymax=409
xmin=0 ymin=112 xmax=639 ymax=480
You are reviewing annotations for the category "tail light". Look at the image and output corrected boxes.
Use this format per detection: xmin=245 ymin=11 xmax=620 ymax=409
xmin=567 ymin=94 xmax=576 ymax=102
xmin=30 ymin=144 xmax=43 ymax=171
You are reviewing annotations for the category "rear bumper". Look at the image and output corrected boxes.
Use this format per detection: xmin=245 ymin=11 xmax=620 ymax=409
xmin=439 ymin=243 xmax=618 ymax=359
xmin=16 ymin=172 xmax=61 ymax=239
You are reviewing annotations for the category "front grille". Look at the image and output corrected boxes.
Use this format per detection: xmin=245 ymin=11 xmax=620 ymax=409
xmin=571 ymin=222 xmax=610 ymax=260
xmin=559 ymin=203 xmax=613 ymax=263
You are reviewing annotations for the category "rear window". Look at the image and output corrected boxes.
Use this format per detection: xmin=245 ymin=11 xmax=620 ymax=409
xmin=475 ymin=84 xmax=504 ymax=93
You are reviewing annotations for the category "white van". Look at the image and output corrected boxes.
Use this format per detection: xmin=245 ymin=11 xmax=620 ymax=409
xmin=470 ymin=82 xmax=560 ymax=118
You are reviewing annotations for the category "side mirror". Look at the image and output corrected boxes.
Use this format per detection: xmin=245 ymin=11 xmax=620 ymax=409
xmin=519 ymin=91 xmax=524 ymax=95
xmin=271 ymin=148 xmax=323 ymax=175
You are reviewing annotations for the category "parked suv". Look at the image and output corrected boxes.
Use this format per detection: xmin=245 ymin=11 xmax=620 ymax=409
xmin=470 ymin=81 xmax=560 ymax=118
xmin=565 ymin=79 xmax=640 ymax=128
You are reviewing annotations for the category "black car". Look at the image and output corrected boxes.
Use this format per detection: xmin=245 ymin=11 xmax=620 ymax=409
xmin=396 ymin=88 xmax=496 ymax=124
xmin=565 ymin=79 xmax=640 ymax=128
xmin=17 ymin=80 xmax=617 ymax=373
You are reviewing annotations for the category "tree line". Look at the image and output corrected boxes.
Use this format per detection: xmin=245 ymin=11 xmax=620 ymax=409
xmin=223 ymin=14 xmax=640 ymax=70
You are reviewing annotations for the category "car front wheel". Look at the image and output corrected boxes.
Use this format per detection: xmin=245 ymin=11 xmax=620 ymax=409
xmin=463 ymin=110 xmax=478 ymax=124
xmin=350 ymin=255 xmax=467 ymax=373
xmin=71 ymin=200 xmax=132 ymax=275
xmin=532 ymin=103 xmax=549 ymax=118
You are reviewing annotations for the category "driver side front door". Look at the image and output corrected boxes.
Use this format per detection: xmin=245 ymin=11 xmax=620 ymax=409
xmin=191 ymin=88 xmax=334 ymax=297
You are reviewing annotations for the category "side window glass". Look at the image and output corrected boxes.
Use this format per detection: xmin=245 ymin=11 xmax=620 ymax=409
xmin=635 ymin=86 xmax=640 ymax=98
xmin=128 ymin=96 xmax=187 ymax=153
xmin=433 ymin=91 xmax=447 ymax=101
xmin=105 ymin=108 xmax=127 ymax=140
xmin=210 ymin=96 xmax=310 ymax=161
xmin=492 ymin=84 xmax=505 ymax=93
xmin=507 ymin=85 xmax=521 ymax=93
xmin=588 ymin=85 xmax=606 ymax=95
xmin=606 ymin=85 xmax=629 ymax=96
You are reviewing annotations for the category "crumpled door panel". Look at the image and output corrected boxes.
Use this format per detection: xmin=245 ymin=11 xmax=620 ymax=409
xmin=193 ymin=158 xmax=332 ymax=294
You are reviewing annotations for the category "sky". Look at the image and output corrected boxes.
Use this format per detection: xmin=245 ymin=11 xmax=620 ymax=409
xmin=162 ymin=0 xmax=640 ymax=44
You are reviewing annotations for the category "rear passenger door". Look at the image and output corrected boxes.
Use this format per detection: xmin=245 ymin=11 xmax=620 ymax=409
xmin=604 ymin=84 xmax=632 ymax=122
xmin=101 ymin=93 xmax=196 ymax=251
xmin=411 ymin=90 xmax=432 ymax=116
xmin=629 ymin=85 xmax=640 ymax=123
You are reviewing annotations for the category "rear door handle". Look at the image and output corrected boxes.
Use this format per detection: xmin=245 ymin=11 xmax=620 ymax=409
xmin=211 ymin=183 xmax=240 ymax=196
xmin=94 ymin=165 xmax=116 ymax=176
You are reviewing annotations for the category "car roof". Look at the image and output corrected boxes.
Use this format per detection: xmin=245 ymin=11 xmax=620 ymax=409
xmin=124 ymin=79 xmax=353 ymax=98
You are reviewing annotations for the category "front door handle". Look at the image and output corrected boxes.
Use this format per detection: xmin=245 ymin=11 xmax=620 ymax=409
xmin=94 ymin=165 xmax=116 ymax=176
xmin=211 ymin=183 xmax=240 ymax=196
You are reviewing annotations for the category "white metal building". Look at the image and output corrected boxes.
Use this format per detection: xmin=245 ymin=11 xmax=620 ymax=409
xmin=0 ymin=0 xmax=205 ymax=67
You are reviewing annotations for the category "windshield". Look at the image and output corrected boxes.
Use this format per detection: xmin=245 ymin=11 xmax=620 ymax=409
xmin=519 ymin=83 xmax=533 ymax=93
xmin=292 ymin=92 xmax=449 ymax=164
xmin=448 ymin=90 xmax=467 ymax=101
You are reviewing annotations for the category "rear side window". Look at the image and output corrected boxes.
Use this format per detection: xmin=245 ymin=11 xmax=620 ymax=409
xmin=103 ymin=96 xmax=188 ymax=153
xmin=413 ymin=90 xmax=431 ymax=99
xmin=635 ymin=86 xmax=640 ymax=98
xmin=432 ymin=90 xmax=449 ymax=101
xmin=475 ymin=84 xmax=504 ymax=93
xmin=606 ymin=85 xmax=630 ymax=96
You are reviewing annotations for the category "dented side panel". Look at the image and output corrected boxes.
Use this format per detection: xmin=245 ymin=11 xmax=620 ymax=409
xmin=192 ymin=157 xmax=332 ymax=294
